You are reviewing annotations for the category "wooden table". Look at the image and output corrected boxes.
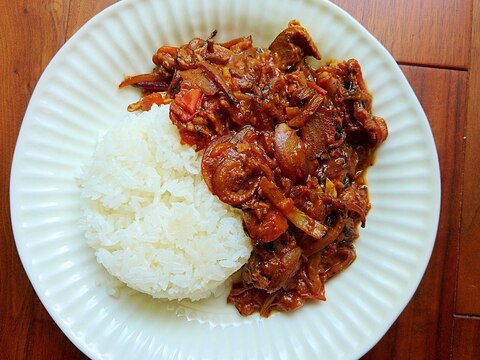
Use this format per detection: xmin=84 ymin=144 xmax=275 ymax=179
xmin=1 ymin=0 xmax=479 ymax=359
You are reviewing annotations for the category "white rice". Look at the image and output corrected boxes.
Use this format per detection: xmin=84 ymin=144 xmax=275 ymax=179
xmin=79 ymin=105 xmax=252 ymax=301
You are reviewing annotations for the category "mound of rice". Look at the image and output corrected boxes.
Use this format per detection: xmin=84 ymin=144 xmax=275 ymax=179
xmin=79 ymin=105 xmax=252 ymax=301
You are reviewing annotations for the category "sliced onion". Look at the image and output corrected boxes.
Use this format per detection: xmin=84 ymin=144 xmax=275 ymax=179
xmin=198 ymin=60 xmax=238 ymax=103
xmin=119 ymin=73 xmax=167 ymax=88
xmin=180 ymin=68 xmax=218 ymax=95
xmin=302 ymin=214 xmax=345 ymax=256
xmin=259 ymin=177 xmax=327 ymax=239
xmin=324 ymin=244 xmax=357 ymax=280
xmin=274 ymin=123 xmax=308 ymax=184
xmin=287 ymin=94 xmax=323 ymax=128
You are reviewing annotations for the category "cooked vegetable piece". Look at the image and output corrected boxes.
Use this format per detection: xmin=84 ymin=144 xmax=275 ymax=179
xmin=274 ymin=123 xmax=308 ymax=184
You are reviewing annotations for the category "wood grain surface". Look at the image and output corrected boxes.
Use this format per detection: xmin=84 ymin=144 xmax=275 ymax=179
xmin=453 ymin=317 xmax=480 ymax=360
xmin=331 ymin=0 xmax=472 ymax=69
xmin=1 ymin=2 xmax=70 ymax=359
xmin=1 ymin=0 xmax=479 ymax=359
xmin=457 ymin=0 xmax=480 ymax=316
xmin=362 ymin=65 xmax=467 ymax=359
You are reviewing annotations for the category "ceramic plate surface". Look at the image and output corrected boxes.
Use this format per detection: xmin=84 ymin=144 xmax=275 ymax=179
xmin=10 ymin=0 xmax=441 ymax=359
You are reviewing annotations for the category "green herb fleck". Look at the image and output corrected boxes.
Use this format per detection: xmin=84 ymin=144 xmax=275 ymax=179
xmin=335 ymin=123 xmax=343 ymax=136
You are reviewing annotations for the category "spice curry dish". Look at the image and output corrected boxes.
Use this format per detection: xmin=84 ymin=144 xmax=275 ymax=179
xmin=119 ymin=20 xmax=388 ymax=317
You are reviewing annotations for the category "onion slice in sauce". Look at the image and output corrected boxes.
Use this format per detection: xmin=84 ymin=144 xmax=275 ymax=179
xmin=274 ymin=123 xmax=308 ymax=184
xmin=259 ymin=177 xmax=327 ymax=239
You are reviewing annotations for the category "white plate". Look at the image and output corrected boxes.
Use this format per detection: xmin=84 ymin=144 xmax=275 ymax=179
xmin=10 ymin=0 xmax=441 ymax=359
